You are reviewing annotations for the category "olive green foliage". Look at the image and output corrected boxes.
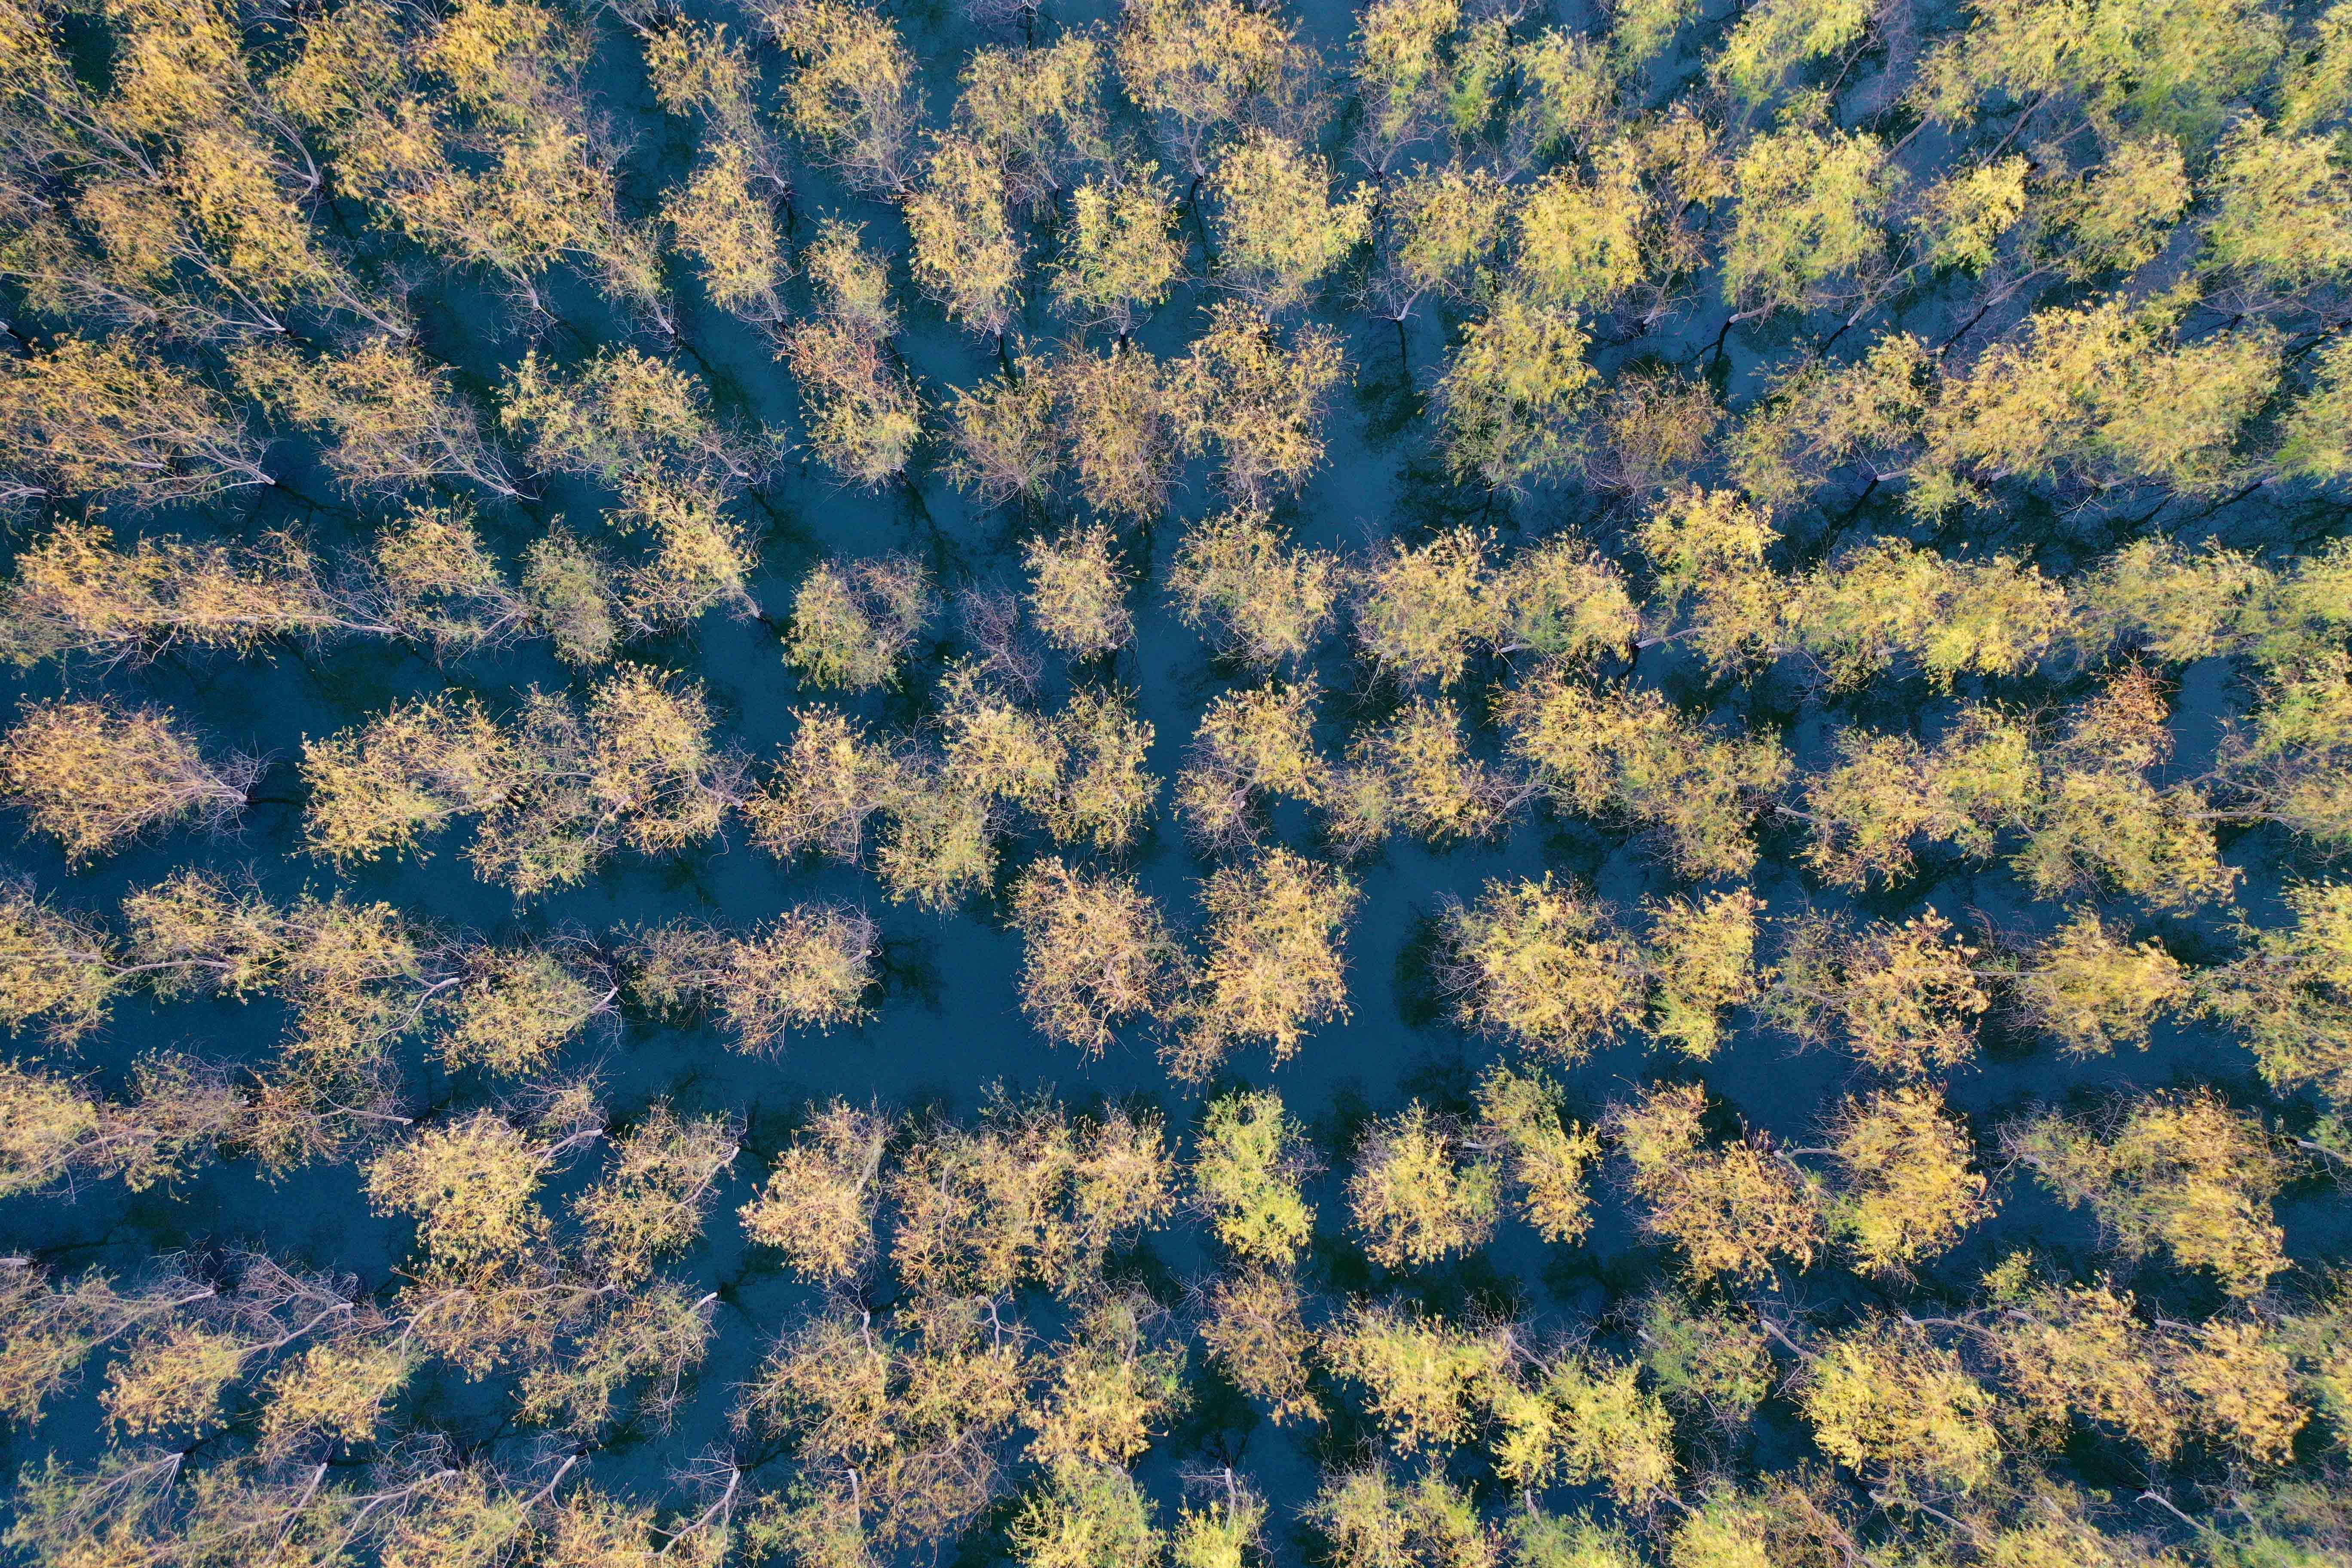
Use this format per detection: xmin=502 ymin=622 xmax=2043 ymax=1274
xmin=1191 ymin=1089 xmax=1315 ymax=1263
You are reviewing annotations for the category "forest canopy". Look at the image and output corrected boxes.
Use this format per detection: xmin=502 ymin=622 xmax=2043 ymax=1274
xmin=0 ymin=0 xmax=2349 ymax=1562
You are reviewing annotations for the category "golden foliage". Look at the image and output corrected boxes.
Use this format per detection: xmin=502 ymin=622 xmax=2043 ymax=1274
xmin=1611 ymin=1082 xmax=1822 ymax=1283
xmin=1182 ymin=848 xmax=1357 ymax=1077
xmin=1347 ymin=1102 xmax=1499 ymax=1268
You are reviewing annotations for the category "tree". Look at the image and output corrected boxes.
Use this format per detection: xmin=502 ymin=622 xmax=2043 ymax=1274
xmin=1713 ymin=0 xmax=1871 ymax=104
xmin=432 ymin=942 xmax=614 ymax=1075
xmin=1197 ymin=1265 xmax=1322 ymax=1424
xmin=764 ymin=0 xmax=919 ymax=194
xmin=571 ymin=1104 xmax=739 ymax=1285
xmin=1114 ymin=0 xmax=1312 ymax=177
xmin=1510 ymin=28 xmax=1620 ymax=156
xmin=1636 ymin=1289 xmax=1773 ymax=1432
xmin=1643 ymin=889 xmax=1767 ymax=1060
xmin=2003 ymin=1088 xmax=2294 ymax=1297
xmin=785 ymin=555 xmax=934 ymax=689
xmin=1725 ymin=331 xmax=1929 ymax=514
xmin=1176 ymin=680 xmax=1329 ymax=846
xmin=1308 ymin=1464 xmax=1493 ymax=1568
xmin=0 ymin=1055 xmax=240 ymax=1198
xmin=1173 ymin=1478 xmax=1269 ymax=1568
xmin=1008 ymin=859 xmax=1184 ymax=1056
xmin=1635 ymin=487 xmax=1788 ymax=672
xmin=1977 ymin=1262 xmax=2309 ymax=1467
xmin=365 ymin=1110 xmax=583 ymax=1269
xmin=1610 ymin=1082 xmax=1822 ymax=1282
xmin=1909 ymin=299 xmax=2279 ymax=512
xmin=1497 ymin=671 xmax=1790 ymax=880
xmin=2204 ymin=119 xmax=2352 ymax=289
xmin=1372 ymin=164 xmax=1510 ymax=328
xmin=0 ymin=696 xmax=254 ymax=861
xmin=1473 ymin=1065 xmax=1602 ymax=1244
xmin=257 ymin=1332 xmax=418 ymax=1456
xmin=628 ymin=908 xmax=879 ymax=1053
xmin=1192 ymin=1088 xmax=1316 ymax=1264
xmin=2069 ymin=538 xmax=2269 ymax=667
xmin=0 ymin=337 xmax=272 ymax=507
xmin=1722 ymin=119 xmax=1895 ymax=316
xmin=745 ymin=706 xmax=904 ymax=864
xmin=785 ymin=220 xmax=923 ymax=487
xmin=946 ymin=359 xmax=1061 ymax=509
xmin=1440 ymin=876 xmax=1645 ymax=1063
xmin=1507 ymin=1511 xmax=1642 ymax=1568
xmin=1325 ymin=697 xmax=1510 ymax=854
xmin=1913 ymin=0 xmax=2283 ymax=144
xmin=0 ymin=522 xmax=365 ymax=668
xmin=664 ymin=141 xmax=790 ymax=325
xmin=517 ymin=1278 xmax=717 ymax=1435
xmin=500 ymin=346 xmax=747 ymax=489
xmin=1323 ymin=1299 xmax=1502 ymax=1453
xmin=1797 ymin=707 xmax=2038 ymax=890
xmin=1207 ymin=131 xmax=1372 ymax=310
xmin=573 ymin=664 xmax=738 ymax=865
xmin=1912 ymin=156 xmax=2030 ymax=276
xmin=1025 ymin=1291 xmax=1188 ymax=1467
xmin=643 ymin=14 xmax=791 ymax=237
xmin=1181 ymin=848 xmax=1357 ymax=1078
xmin=1166 ymin=505 xmax=1342 ymax=668
xmin=0 ymin=879 xmax=130 ymax=1044
xmin=1795 ymin=1317 xmax=2002 ymax=1493
xmin=1177 ymin=303 xmax=1345 ymax=502
xmin=522 ymin=530 xmax=624 ymax=665
xmin=371 ymin=507 xmax=536 ymax=657
xmin=1490 ymin=536 xmax=1639 ymax=662
xmin=1347 ymin=1102 xmax=1499 ymax=1268
xmin=1024 ymin=525 xmax=1133 ymax=658
xmin=1351 ymin=528 xmax=1495 ymax=686
xmin=1350 ymin=0 xmax=1462 ymax=159
xmin=2009 ymin=909 xmax=2191 ymax=1057
xmin=874 ymin=767 xmax=999 ymax=910
xmin=1787 ymin=541 xmax=2070 ymax=689
xmin=2278 ymin=336 xmax=2352 ymax=484
xmin=738 ymin=1099 xmax=891 ymax=1287
xmin=2205 ymin=881 xmax=2352 ymax=1105
xmin=1982 ymin=1263 xmax=2183 ymax=1458
xmin=118 ymin=872 xmax=422 ymax=1167
xmin=229 ymin=336 xmax=518 ymax=497
xmin=743 ymin=1298 xmax=1020 ymax=1551
xmin=2217 ymin=652 xmax=2352 ymax=853
xmin=2173 ymin=1327 xmax=2306 ymax=1471
xmin=301 ymin=694 xmax=518 ymax=866
xmin=958 ymin=39 xmax=1112 ymax=215
xmin=1043 ymin=686 xmax=1158 ymax=851
xmin=1817 ymin=1086 xmax=1993 ymax=1274
xmin=936 ymin=662 xmax=1063 ymax=812
xmin=906 ymin=135 xmax=1025 ymax=338
xmin=1433 ymin=292 xmax=1598 ymax=491
xmin=1512 ymin=161 xmax=1651 ymax=314
xmin=2012 ymin=668 xmax=2237 ymax=911
xmin=611 ymin=475 xmax=763 ymax=641
xmin=1049 ymin=340 xmax=1186 ymax=520
xmin=1054 ymin=164 xmax=1187 ymax=333
xmin=1483 ymin=1343 xmax=1677 ymax=1507
xmin=888 ymin=1096 xmax=1172 ymax=1301
xmin=0 ymin=1258 xmax=221 ymax=1426
xmin=1763 ymin=911 xmax=1990 ymax=1078
xmin=1010 ymin=1461 xmax=1164 ymax=1568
